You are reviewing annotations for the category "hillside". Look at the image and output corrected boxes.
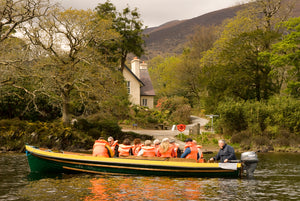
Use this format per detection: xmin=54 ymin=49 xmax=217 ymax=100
xmin=143 ymin=1 xmax=300 ymax=60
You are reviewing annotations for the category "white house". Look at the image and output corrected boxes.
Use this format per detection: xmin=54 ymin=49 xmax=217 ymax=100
xmin=123 ymin=58 xmax=155 ymax=109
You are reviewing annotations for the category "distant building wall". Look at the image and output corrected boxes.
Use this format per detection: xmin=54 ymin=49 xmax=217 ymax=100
xmin=141 ymin=96 xmax=154 ymax=109
xmin=123 ymin=68 xmax=140 ymax=105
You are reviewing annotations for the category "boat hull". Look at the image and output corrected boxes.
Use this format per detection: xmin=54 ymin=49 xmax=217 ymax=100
xmin=25 ymin=145 xmax=242 ymax=178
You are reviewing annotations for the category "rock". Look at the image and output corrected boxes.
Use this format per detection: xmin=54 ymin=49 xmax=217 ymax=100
xmin=0 ymin=147 xmax=7 ymax=153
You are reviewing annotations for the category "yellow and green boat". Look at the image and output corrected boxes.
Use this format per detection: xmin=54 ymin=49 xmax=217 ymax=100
xmin=25 ymin=145 xmax=243 ymax=178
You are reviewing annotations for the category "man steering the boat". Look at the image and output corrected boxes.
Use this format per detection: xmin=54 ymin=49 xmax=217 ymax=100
xmin=209 ymin=139 xmax=236 ymax=163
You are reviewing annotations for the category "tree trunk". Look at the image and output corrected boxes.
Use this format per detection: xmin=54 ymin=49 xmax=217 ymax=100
xmin=62 ymin=91 xmax=71 ymax=127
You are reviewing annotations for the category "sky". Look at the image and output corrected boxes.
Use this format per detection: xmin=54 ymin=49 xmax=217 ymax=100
xmin=57 ymin=0 xmax=247 ymax=27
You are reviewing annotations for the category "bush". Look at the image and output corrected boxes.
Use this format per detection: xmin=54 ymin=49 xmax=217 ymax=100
xmin=176 ymin=133 xmax=187 ymax=142
xmin=231 ymin=131 xmax=252 ymax=144
xmin=253 ymin=135 xmax=269 ymax=146
xmin=0 ymin=119 xmax=94 ymax=151
xmin=213 ymin=96 xmax=299 ymax=148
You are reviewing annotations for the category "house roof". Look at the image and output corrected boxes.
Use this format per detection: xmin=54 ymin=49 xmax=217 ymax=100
xmin=124 ymin=65 xmax=144 ymax=86
xmin=140 ymin=69 xmax=155 ymax=96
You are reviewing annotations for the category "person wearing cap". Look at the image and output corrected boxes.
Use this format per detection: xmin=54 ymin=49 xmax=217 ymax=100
xmin=157 ymin=138 xmax=175 ymax=158
xmin=209 ymin=139 xmax=236 ymax=163
xmin=92 ymin=137 xmax=114 ymax=158
xmin=137 ymin=140 xmax=156 ymax=157
xmin=181 ymin=138 xmax=199 ymax=161
xmin=170 ymin=139 xmax=181 ymax=158
xmin=108 ymin=136 xmax=119 ymax=157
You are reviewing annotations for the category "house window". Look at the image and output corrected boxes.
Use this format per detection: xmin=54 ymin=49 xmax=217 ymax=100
xmin=142 ymin=98 xmax=148 ymax=106
xmin=126 ymin=81 xmax=130 ymax=94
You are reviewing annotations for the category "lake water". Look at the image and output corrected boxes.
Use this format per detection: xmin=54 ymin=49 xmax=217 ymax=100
xmin=0 ymin=152 xmax=299 ymax=201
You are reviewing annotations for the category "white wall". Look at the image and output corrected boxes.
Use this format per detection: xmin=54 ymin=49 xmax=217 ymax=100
xmin=123 ymin=68 xmax=141 ymax=105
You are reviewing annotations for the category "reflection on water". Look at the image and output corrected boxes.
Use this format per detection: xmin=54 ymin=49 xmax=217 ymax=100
xmin=0 ymin=153 xmax=299 ymax=200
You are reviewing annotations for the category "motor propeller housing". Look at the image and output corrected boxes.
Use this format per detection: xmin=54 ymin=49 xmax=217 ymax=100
xmin=241 ymin=151 xmax=258 ymax=178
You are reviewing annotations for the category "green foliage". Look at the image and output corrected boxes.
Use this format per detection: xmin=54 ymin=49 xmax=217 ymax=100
xmin=0 ymin=119 xmax=94 ymax=151
xmin=95 ymin=0 xmax=145 ymax=70
xmin=214 ymin=96 xmax=300 ymax=147
xmin=0 ymin=118 xmax=153 ymax=152
xmin=126 ymin=97 xmax=191 ymax=129
xmin=75 ymin=118 xmax=121 ymax=139
xmin=176 ymin=133 xmax=187 ymax=142
xmin=156 ymin=96 xmax=191 ymax=124
xmin=148 ymin=56 xmax=182 ymax=98
xmin=270 ymin=17 xmax=300 ymax=98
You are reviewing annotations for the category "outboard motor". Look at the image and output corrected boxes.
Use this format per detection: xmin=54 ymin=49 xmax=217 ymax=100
xmin=241 ymin=151 xmax=258 ymax=178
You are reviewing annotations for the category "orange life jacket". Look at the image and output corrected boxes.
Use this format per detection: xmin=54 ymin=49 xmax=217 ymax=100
xmin=92 ymin=140 xmax=113 ymax=158
xmin=184 ymin=142 xmax=198 ymax=161
xmin=110 ymin=141 xmax=119 ymax=155
xmin=154 ymin=144 xmax=160 ymax=156
xmin=141 ymin=146 xmax=156 ymax=157
xmin=159 ymin=146 xmax=174 ymax=158
xmin=170 ymin=143 xmax=179 ymax=158
xmin=118 ymin=144 xmax=132 ymax=156
xmin=132 ymin=144 xmax=143 ymax=156
xmin=196 ymin=145 xmax=204 ymax=163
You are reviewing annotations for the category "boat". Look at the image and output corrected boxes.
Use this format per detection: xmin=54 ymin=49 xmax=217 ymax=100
xmin=25 ymin=145 xmax=248 ymax=178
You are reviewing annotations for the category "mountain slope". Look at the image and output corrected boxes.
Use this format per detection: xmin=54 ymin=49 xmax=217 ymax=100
xmin=143 ymin=1 xmax=300 ymax=60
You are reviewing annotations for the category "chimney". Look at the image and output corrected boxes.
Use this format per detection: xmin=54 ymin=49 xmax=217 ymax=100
xmin=140 ymin=61 xmax=147 ymax=70
xmin=131 ymin=57 xmax=140 ymax=78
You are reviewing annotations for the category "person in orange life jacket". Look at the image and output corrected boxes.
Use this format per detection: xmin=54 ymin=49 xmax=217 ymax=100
xmin=137 ymin=140 xmax=156 ymax=157
xmin=153 ymin=139 xmax=160 ymax=156
xmin=108 ymin=136 xmax=119 ymax=157
xmin=132 ymin=138 xmax=143 ymax=156
xmin=169 ymin=139 xmax=181 ymax=158
xmin=193 ymin=140 xmax=205 ymax=162
xmin=92 ymin=137 xmax=114 ymax=158
xmin=209 ymin=139 xmax=236 ymax=163
xmin=181 ymin=138 xmax=199 ymax=161
xmin=118 ymin=138 xmax=133 ymax=157
xmin=157 ymin=138 xmax=175 ymax=158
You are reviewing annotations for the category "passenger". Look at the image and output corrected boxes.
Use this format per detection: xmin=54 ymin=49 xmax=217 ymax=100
xmin=170 ymin=139 xmax=181 ymax=158
xmin=92 ymin=137 xmax=114 ymax=158
xmin=209 ymin=139 xmax=236 ymax=163
xmin=118 ymin=138 xmax=133 ymax=157
xmin=157 ymin=138 xmax=175 ymax=158
xmin=108 ymin=136 xmax=119 ymax=157
xmin=137 ymin=140 xmax=156 ymax=157
xmin=153 ymin=139 xmax=160 ymax=156
xmin=132 ymin=138 xmax=143 ymax=156
xmin=193 ymin=140 xmax=204 ymax=163
xmin=181 ymin=138 xmax=199 ymax=161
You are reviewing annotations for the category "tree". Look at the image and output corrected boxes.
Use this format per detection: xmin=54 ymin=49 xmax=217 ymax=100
xmin=95 ymin=0 xmax=145 ymax=71
xmin=201 ymin=0 xmax=295 ymax=107
xmin=0 ymin=0 xmax=52 ymax=87
xmin=271 ymin=17 xmax=300 ymax=97
xmin=23 ymin=7 xmax=126 ymax=126
xmin=148 ymin=56 xmax=182 ymax=98
xmin=177 ymin=26 xmax=219 ymax=107
xmin=0 ymin=0 xmax=51 ymax=43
